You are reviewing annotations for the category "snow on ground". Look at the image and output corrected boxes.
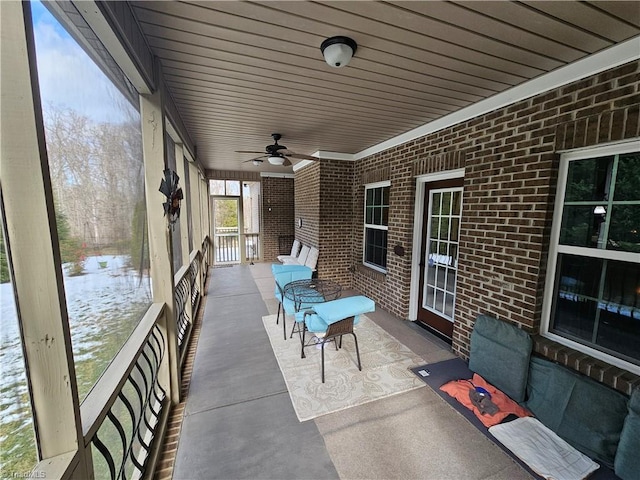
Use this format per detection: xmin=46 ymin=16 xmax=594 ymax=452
xmin=1 ymin=255 xmax=151 ymax=423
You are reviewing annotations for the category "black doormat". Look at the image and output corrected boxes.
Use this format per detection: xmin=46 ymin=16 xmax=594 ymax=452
xmin=410 ymin=359 xmax=619 ymax=480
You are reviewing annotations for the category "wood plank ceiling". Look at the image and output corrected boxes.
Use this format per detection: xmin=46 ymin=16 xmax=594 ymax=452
xmin=130 ymin=1 xmax=640 ymax=173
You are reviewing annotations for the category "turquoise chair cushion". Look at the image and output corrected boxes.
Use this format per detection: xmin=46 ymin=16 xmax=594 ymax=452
xmin=468 ymin=314 xmax=532 ymax=402
xmin=273 ymin=267 xmax=313 ymax=299
xmin=271 ymin=263 xmax=311 ymax=274
xmin=614 ymin=388 xmax=640 ymax=480
xmin=525 ymin=356 xmax=628 ymax=468
xmin=299 ymin=312 xmax=329 ymax=333
xmin=312 ymin=296 xmax=375 ymax=324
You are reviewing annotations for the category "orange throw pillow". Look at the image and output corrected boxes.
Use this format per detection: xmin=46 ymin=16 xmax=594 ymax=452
xmin=440 ymin=373 xmax=532 ymax=428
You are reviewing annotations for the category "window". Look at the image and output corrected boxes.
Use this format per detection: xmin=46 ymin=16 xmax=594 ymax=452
xmin=544 ymin=143 xmax=640 ymax=369
xmin=209 ymin=179 xmax=240 ymax=196
xmin=363 ymin=182 xmax=390 ymax=272
xmin=0 ymin=226 xmax=37 ymax=475
xmin=32 ymin=1 xmax=152 ymax=402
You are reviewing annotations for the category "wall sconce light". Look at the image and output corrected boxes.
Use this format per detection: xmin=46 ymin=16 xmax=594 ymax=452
xmin=593 ymin=205 xmax=606 ymax=215
xmin=320 ymin=36 xmax=357 ymax=68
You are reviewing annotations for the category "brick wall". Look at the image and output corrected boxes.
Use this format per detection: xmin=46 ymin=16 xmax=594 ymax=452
xmin=344 ymin=60 xmax=639 ymax=390
xmin=294 ymin=163 xmax=321 ymax=249
xmin=319 ymin=160 xmax=354 ymax=284
xmin=261 ymin=176 xmax=294 ymax=262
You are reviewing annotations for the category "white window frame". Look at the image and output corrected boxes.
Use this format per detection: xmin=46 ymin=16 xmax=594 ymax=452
xmin=541 ymin=139 xmax=640 ymax=375
xmin=363 ymin=181 xmax=390 ymax=273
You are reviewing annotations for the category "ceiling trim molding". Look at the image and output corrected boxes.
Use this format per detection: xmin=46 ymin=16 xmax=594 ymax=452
xmin=260 ymin=172 xmax=295 ymax=179
xmin=312 ymin=151 xmax=354 ymax=161
xmin=352 ymin=36 xmax=640 ymax=161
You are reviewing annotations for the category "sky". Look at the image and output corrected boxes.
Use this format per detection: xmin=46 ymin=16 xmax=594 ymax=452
xmin=31 ymin=0 xmax=135 ymax=124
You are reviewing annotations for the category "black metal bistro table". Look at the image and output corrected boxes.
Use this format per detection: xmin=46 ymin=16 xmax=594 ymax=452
xmin=283 ymin=278 xmax=342 ymax=342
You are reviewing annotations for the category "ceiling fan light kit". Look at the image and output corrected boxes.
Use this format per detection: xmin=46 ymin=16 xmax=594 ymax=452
xmin=320 ymin=36 xmax=357 ymax=68
xmin=268 ymin=155 xmax=285 ymax=165
xmin=237 ymin=133 xmax=320 ymax=167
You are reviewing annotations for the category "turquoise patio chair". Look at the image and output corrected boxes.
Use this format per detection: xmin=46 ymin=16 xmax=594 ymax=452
xmin=271 ymin=264 xmax=313 ymax=340
xmin=298 ymin=295 xmax=375 ymax=382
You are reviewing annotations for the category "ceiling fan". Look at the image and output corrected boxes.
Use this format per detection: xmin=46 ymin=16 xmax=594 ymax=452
xmin=237 ymin=133 xmax=319 ymax=167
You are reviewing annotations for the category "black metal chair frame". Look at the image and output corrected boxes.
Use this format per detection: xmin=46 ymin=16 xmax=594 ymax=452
xmin=275 ymin=281 xmax=288 ymax=340
xmin=301 ymin=313 xmax=362 ymax=383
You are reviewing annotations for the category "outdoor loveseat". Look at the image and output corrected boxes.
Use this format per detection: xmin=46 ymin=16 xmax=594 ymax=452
xmin=460 ymin=315 xmax=639 ymax=480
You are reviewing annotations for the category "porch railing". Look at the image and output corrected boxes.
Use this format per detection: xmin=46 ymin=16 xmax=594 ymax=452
xmin=214 ymin=233 xmax=239 ymax=263
xmin=214 ymin=233 xmax=261 ymax=264
xmin=82 ymin=304 xmax=168 ymax=480
xmin=245 ymin=233 xmax=260 ymax=264
xmin=72 ymin=237 xmax=211 ymax=480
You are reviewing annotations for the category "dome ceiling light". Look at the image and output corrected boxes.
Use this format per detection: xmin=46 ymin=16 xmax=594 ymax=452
xmin=320 ymin=36 xmax=357 ymax=68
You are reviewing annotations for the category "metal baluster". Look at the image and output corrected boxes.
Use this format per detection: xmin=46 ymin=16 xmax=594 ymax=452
xmin=93 ymin=432 xmax=117 ymax=480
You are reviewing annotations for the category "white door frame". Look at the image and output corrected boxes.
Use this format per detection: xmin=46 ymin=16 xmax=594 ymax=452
xmin=409 ymin=168 xmax=465 ymax=320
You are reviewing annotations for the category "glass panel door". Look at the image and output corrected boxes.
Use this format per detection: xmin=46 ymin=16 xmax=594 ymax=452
xmin=417 ymin=179 xmax=463 ymax=339
xmin=423 ymin=188 xmax=462 ymax=319
xmin=213 ymin=198 xmax=240 ymax=264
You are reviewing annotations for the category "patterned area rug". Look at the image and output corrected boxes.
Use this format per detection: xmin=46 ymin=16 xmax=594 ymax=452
xmin=262 ymin=314 xmax=426 ymax=422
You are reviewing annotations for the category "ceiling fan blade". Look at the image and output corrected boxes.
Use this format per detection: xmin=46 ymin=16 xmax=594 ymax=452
xmin=235 ymin=150 xmax=266 ymax=154
xmin=283 ymin=151 xmax=319 ymax=161
xmin=242 ymin=155 xmax=266 ymax=163
xmin=283 ymin=157 xmax=292 ymax=167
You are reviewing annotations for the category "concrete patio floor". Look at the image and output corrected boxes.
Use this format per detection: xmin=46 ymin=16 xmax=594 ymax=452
xmin=170 ymin=263 xmax=531 ymax=480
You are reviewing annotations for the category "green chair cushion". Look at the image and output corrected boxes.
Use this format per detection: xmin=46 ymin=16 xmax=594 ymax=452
xmin=614 ymin=388 xmax=640 ymax=480
xmin=525 ymin=357 xmax=629 ymax=468
xmin=468 ymin=314 xmax=532 ymax=402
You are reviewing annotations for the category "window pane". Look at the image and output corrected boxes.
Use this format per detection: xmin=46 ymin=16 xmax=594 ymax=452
xmin=442 ymin=192 xmax=452 ymax=215
xmin=438 ymin=241 xmax=448 ymax=258
xmin=432 ymin=192 xmax=441 ymax=215
xmin=449 ymin=244 xmax=458 ymax=268
xmin=439 ymin=218 xmax=450 ymax=240
xmin=452 ymin=191 xmax=462 ymax=215
xmin=565 ymin=156 xmax=612 ymax=202
xmin=374 ymin=187 xmax=381 ymax=205
xmin=184 ymin=158 xmax=193 ymax=252
xmin=210 ymin=179 xmax=225 ymax=196
xmin=597 ymin=260 xmax=640 ymax=361
xmin=608 ymin=205 xmax=640 ymax=253
xmin=552 ymin=254 xmax=640 ymax=363
xmin=425 ymin=286 xmax=435 ymax=309
xmin=366 ymin=188 xmax=374 ymax=206
xmin=382 ymin=186 xmax=389 ymax=206
xmin=430 ymin=217 xmax=438 ymax=239
xmin=166 ymin=135 xmax=182 ymax=272
xmin=436 ymin=266 xmax=446 ymax=288
xmin=225 ymin=180 xmax=241 ymax=196
xmin=0 ymin=229 xmax=37 ymax=474
xmin=426 ymin=262 xmax=436 ymax=284
xmin=444 ymin=293 xmax=455 ymax=318
xmin=552 ymin=255 xmax=601 ymax=341
xmin=382 ymin=205 xmax=389 ymax=226
xmin=435 ymin=289 xmax=445 ymax=313
xmin=373 ymin=206 xmax=382 ymax=225
xmin=33 ymin=4 xmax=152 ymax=402
xmin=559 ymin=206 xmax=603 ymax=248
xmin=365 ymin=206 xmax=373 ymax=225
xmin=364 ymin=228 xmax=387 ymax=269
xmin=556 ymin=254 xmax=602 ymax=302
xmin=446 ymin=269 xmax=457 ymax=292
xmin=614 ymin=153 xmax=640 ymax=201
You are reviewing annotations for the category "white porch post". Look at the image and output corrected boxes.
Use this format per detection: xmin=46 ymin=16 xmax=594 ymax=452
xmin=140 ymin=87 xmax=181 ymax=404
